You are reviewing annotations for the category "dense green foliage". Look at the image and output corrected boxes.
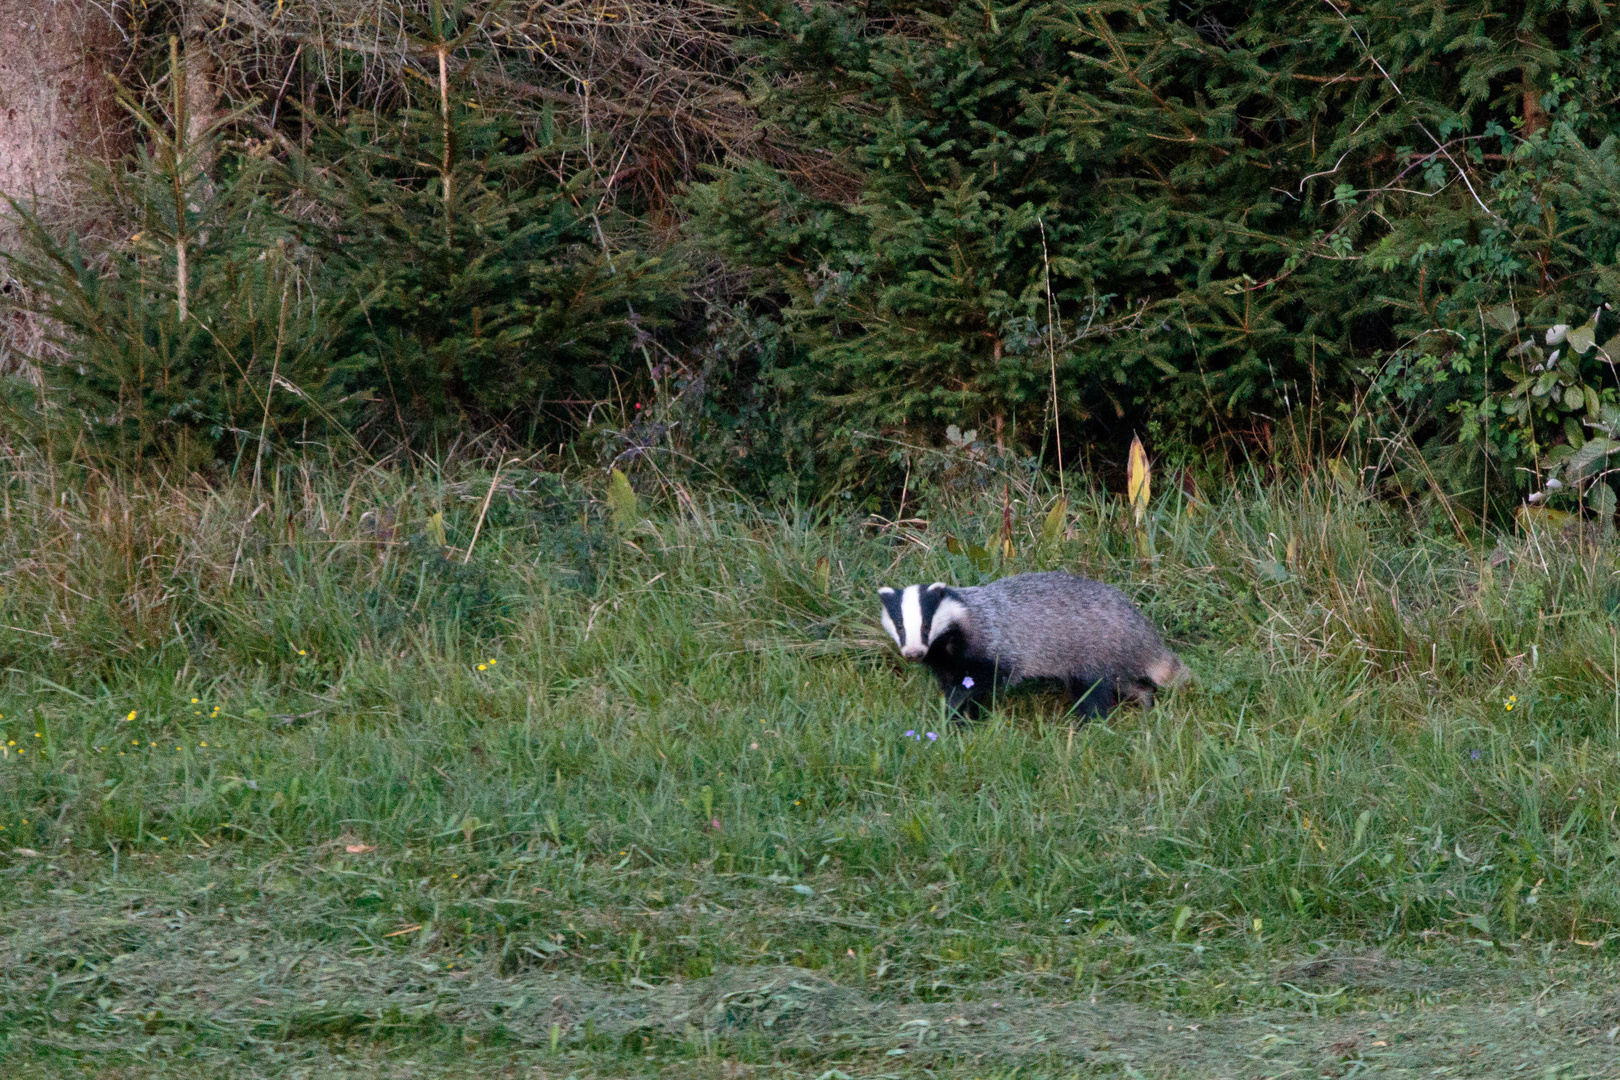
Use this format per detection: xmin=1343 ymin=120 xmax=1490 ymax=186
xmin=691 ymin=0 xmax=1620 ymax=500
xmin=0 ymin=78 xmax=328 ymax=471
xmin=16 ymin=0 xmax=1620 ymax=507
xmin=2 ymin=6 xmax=686 ymax=469
xmin=306 ymin=105 xmax=681 ymax=448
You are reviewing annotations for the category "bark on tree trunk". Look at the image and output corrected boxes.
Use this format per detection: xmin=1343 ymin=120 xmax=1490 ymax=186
xmin=181 ymin=2 xmax=222 ymax=180
xmin=1522 ymin=77 xmax=1548 ymax=138
xmin=0 ymin=0 xmax=127 ymax=227
xmin=0 ymin=0 xmax=128 ymax=370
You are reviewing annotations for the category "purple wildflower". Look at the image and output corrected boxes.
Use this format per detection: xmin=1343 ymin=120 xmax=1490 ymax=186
xmin=961 ymin=676 xmax=975 ymax=689
xmin=926 ymin=732 xmax=938 ymax=742
xmin=1470 ymin=749 xmax=1481 ymax=761
xmin=905 ymin=730 xmax=916 ymax=738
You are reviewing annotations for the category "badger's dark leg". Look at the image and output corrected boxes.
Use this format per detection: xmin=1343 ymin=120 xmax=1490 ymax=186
xmin=925 ymin=630 xmax=988 ymax=721
xmin=1067 ymin=678 xmax=1118 ymax=721
xmin=944 ymin=680 xmax=982 ymax=720
xmin=932 ymin=659 xmax=994 ymax=721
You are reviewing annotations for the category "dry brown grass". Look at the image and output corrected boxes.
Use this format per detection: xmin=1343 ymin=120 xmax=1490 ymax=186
xmin=176 ymin=0 xmax=851 ymax=223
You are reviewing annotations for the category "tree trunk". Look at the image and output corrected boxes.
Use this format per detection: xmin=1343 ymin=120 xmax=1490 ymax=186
xmin=1522 ymin=76 xmax=1548 ymax=138
xmin=0 ymin=0 xmax=127 ymax=370
xmin=181 ymin=2 xmax=222 ymax=180
xmin=0 ymin=0 xmax=126 ymax=227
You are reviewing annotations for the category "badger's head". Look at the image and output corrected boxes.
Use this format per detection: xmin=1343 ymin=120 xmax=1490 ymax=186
xmin=878 ymin=582 xmax=967 ymax=660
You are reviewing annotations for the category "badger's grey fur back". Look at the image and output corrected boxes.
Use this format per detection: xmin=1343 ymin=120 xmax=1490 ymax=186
xmin=942 ymin=572 xmax=1181 ymax=689
xmin=879 ymin=571 xmax=1186 ymax=718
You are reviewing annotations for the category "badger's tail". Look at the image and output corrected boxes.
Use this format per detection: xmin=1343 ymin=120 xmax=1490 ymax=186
xmin=1144 ymin=651 xmax=1191 ymax=690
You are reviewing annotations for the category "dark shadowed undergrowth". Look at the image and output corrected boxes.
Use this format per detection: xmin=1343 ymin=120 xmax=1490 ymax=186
xmin=4 ymin=450 xmax=1620 ymax=1075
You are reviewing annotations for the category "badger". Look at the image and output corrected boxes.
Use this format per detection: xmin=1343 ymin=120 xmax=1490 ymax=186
xmin=878 ymin=571 xmax=1187 ymax=719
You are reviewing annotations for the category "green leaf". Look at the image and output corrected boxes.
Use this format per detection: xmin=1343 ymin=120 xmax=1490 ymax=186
xmin=966 ymin=542 xmax=992 ymax=572
xmin=1481 ymin=303 xmax=1518 ymax=331
xmin=425 ymin=511 xmax=447 ymax=548
xmin=1600 ymin=405 xmax=1620 ymax=438
xmin=1568 ymin=317 xmax=1599 ymax=355
xmin=1561 ymin=438 xmax=1620 ymax=484
xmin=945 ymin=535 xmax=965 ymax=556
xmin=1592 ymin=482 xmax=1617 ymax=527
xmin=1041 ymin=497 xmax=1068 ymax=544
xmin=607 ymin=469 xmax=640 ymax=530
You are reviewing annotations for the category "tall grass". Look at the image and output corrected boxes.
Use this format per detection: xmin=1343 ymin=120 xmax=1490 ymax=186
xmin=3 ymin=448 xmax=1620 ymax=1009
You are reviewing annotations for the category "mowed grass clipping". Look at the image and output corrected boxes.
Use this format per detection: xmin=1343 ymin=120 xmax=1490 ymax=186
xmin=3 ymin=450 xmax=1620 ymax=1048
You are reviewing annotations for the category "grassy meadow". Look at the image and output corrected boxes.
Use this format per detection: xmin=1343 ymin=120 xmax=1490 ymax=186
xmin=4 ymin=449 xmax=1620 ymax=1077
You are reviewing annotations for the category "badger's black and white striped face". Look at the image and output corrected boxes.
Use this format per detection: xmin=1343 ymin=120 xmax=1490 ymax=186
xmin=878 ymin=583 xmax=969 ymax=660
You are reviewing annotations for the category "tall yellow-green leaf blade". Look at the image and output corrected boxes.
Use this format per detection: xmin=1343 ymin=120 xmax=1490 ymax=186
xmin=607 ymin=469 xmax=640 ymax=531
xmin=425 ymin=511 xmax=447 ymax=548
xmin=1127 ymin=436 xmax=1152 ymax=559
xmin=1042 ymin=496 xmax=1068 ymax=545
xmin=1127 ymin=437 xmax=1151 ymax=528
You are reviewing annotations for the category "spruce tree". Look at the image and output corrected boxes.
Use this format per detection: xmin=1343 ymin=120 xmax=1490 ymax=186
xmin=691 ymin=0 xmax=1620 ymax=503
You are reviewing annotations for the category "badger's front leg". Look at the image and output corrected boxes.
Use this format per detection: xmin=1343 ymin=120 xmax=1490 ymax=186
xmin=944 ymin=678 xmax=983 ymax=720
xmin=1067 ymin=677 xmax=1119 ymax=721
xmin=932 ymin=662 xmax=993 ymax=721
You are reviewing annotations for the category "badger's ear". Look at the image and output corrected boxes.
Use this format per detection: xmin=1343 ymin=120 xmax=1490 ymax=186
xmin=878 ymin=586 xmax=895 ymax=596
xmin=928 ymin=581 xmax=947 ymax=592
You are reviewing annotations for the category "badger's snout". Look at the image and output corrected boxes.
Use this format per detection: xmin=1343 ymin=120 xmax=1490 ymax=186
xmin=900 ymin=643 xmax=927 ymax=660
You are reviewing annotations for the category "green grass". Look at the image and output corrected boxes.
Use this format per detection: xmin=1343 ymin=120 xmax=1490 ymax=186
xmin=4 ymin=451 xmax=1620 ymax=1075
